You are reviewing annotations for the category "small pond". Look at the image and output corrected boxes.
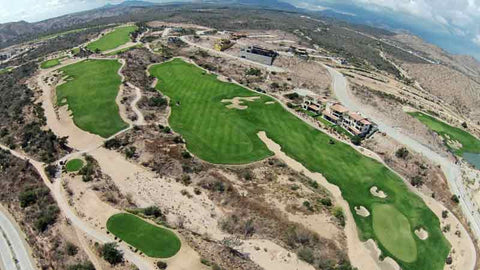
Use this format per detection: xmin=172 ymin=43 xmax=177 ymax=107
xmin=463 ymin=152 xmax=480 ymax=170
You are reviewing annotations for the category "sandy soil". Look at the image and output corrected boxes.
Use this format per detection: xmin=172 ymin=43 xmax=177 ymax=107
xmin=257 ymin=131 xmax=400 ymax=270
xmin=89 ymin=147 xmax=225 ymax=239
xmin=221 ymin=96 xmax=260 ymax=110
xmin=370 ymin=186 xmax=387 ymax=199
xmin=355 ymin=206 xmax=370 ymax=217
xmin=239 ymin=239 xmax=315 ymax=270
xmin=415 ymin=228 xmax=429 ymax=240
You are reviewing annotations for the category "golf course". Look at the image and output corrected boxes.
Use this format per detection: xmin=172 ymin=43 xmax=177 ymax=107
xmin=149 ymin=58 xmax=450 ymax=270
xmin=409 ymin=112 xmax=480 ymax=169
xmin=56 ymin=59 xmax=128 ymax=138
xmin=107 ymin=213 xmax=181 ymax=258
xmin=87 ymin=25 xmax=138 ymax=52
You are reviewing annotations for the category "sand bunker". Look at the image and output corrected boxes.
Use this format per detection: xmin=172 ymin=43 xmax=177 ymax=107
xmin=415 ymin=228 xmax=429 ymax=240
xmin=221 ymin=96 xmax=260 ymax=110
xmin=265 ymin=101 xmax=275 ymax=105
xmin=355 ymin=206 xmax=370 ymax=217
xmin=370 ymin=186 xmax=387 ymax=199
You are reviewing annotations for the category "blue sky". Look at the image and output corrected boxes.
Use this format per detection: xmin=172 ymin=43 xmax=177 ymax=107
xmin=1 ymin=0 xmax=479 ymax=58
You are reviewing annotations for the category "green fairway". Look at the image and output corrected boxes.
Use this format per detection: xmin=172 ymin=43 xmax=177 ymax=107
xmin=87 ymin=25 xmax=138 ymax=52
xmin=372 ymin=204 xmax=417 ymax=263
xmin=105 ymin=44 xmax=142 ymax=56
xmin=149 ymin=59 xmax=450 ymax=270
xmin=65 ymin=159 xmax=84 ymax=172
xmin=107 ymin=213 xmax=181 ymax=258
xmin=56 ymin=60 xmax=128 ymax=138
xmin=40 ymin=58 xmax=61 ymax=69
xmin=408 ymin=112 xmax=480 ymax=156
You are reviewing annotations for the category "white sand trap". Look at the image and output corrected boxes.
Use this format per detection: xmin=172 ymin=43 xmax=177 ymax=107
xmin=370 ymin=186 xmax=387 ymax=199
xmin=221 ymin=96 xmax=260 ymax=110
xmin=415 ymin=228 xmax=429 ymax=240
xmin=355 ymin=206 xmax=370 ymax=217
xmin=265 ymin=101 xmax=275 ymax=105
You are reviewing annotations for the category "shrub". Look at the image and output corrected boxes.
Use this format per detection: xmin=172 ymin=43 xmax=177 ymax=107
xmin=44 ymin=164 xmax=58 ymax=178
xmin=442 ymin=210 xmax=448 ymax=219
xmin=19 ymin=189 xmax=38 ymax=208
xmin=297 ymin=247 xmax=314 ymax=263
xmin=451 ymin=195 xmax=460 ymax=204
xmin=410 ymin=176 xmax=424 ymax=187
xmin=395 ymin=147 xmax=409 ymax=159
xmin=148 ymin=96 xmax=168 ymax=107
xmin=125 ymin=146 xmax=136 ymax=159
xmin=332 ymin=206 xmax=345 ymax=227
xmin=66 ymin=242 xmax=79 ymax=256
xmin=320 ymin=197 xmax=332 ymax=207
xmin=156 ymin=261 xmax=167 ymax=269
xmin=200 ymin=258 xmax=212 ymax=266
xmin=67 ymin=261 xmax=95 ymax=270
xmin=101 ymin=243 xmax=123 ymax=265
xmin=144 ymin=206 xmax=162 ymax=218
xmin=350 ymin=135 xmax=361 ymax=146
xmin=104 ymin=138 xmax=121 ymax=149
xmin=181 ymin=151 xmax=192 ymax=159
xmin=35 ymin=204 xmax=59 ymax=231
xmin=245 ymin=68 xmax=261 ymax=76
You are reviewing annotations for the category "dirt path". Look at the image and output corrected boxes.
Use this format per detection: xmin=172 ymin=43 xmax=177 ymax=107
xmin=324 ymin=64 xmax=477 ymax=270
xmin=126 ymin=82 xmax=146 ymax=125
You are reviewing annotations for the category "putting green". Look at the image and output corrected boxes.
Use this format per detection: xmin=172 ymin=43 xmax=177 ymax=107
xmin=87 ymin=25 xmax=138 ymax=52
xmin=107 ymin=213 xmax=181 ymax=258
xmin=149 ymin=59 xmax=450 ymax=270
xmin=65 ymin=159 xmax=84 ymax=172
xmin=41 ymin=58 xmax=61 ymax=69
xmin=56 ymin=59 xmax=128 ymax=138
xmin=372 ymin=204 xmax=417 ymax=263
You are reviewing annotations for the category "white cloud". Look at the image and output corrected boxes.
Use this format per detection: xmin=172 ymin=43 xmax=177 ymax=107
xmin=474 ymin=35 xmax=480 ymax=46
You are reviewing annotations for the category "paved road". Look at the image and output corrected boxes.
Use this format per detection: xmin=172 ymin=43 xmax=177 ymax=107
xmin=0 ymin=206 xmax=36 ymax=270
xmin=324 ymin=64 xmax=480 ymax=240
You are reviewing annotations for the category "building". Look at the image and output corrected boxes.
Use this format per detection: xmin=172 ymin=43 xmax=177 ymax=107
xmin=240 ymin=46 xmax=278 ymax=65
xmin=302 ymin=95 xmax=328 ymax=114
xmin=214 ymin=39 xmax=234 ymax=51
xmin=341 ymin=112 xmax=372 ymax=136
xmin=323 ymin=102 xmax=373 ymax=137
xmin=323 ymin=102 xmax=349 ymax=124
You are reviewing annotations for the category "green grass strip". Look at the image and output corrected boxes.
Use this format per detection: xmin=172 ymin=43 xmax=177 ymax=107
xmin=107 ymin=213 xmax=181 ymax=258
xmin=87 ymin=26 xmax=138 ymax=52
xmin=40 ymin=58 xmax=61 ymax=69
xmin=105 ymin=44 xmax=143 ymax=56
xmin=56 ymin=59 xmax=128 ymax=138
xmin=149 ymin=59 xmax=450 ymax=270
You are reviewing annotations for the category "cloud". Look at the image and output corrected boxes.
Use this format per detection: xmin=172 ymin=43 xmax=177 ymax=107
xmin=474 ymin=35 xmax=480 ymax=46
xmin=292 ymin=0 xmax=480 ymax=49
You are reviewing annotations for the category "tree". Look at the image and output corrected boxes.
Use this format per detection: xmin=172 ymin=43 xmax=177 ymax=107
xmin=156 ymin=261 xmax=167 ymax=269
xmin=101 ymin=243 xmax=123 ymax=265
xmin=462 ymin=122 xmax=468 ymax=129
xmin=451 ymin=195 xmax=460 ymax=204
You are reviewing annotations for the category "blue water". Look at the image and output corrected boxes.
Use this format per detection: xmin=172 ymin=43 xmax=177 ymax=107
xmin=463 ymin=153 xmax=480 ymax=170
